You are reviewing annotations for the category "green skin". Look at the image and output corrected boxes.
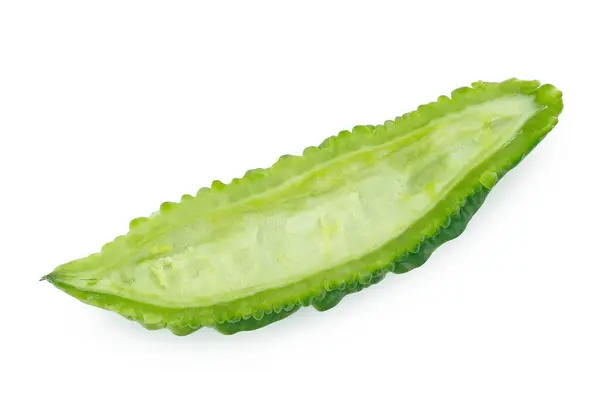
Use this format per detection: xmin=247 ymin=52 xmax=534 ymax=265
xmin=45 ymin=79 xmax=563 ymax=335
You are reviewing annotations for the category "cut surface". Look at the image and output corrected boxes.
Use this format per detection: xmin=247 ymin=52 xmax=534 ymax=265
xmin=46 ymin=79 xmax=563 ymax=334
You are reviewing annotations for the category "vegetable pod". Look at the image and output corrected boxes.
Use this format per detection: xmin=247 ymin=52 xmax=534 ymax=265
xmin=44 ymin=79 xmax=563 ymax=335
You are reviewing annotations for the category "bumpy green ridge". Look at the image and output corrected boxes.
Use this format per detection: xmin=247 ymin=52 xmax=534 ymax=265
xmin=44 ymin=78 xmax=563 ymax=335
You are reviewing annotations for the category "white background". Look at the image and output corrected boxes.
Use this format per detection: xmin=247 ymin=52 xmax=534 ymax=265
xmin=1 ymin=1 xmax=599 ymax=409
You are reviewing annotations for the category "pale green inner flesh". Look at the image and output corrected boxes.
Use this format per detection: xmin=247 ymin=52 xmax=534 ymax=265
xmin=62 ymin=95 xmax=538 ymax=308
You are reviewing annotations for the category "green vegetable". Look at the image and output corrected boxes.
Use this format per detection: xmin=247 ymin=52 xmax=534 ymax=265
xmin=43 ymin=79 xmax=563 ymax=335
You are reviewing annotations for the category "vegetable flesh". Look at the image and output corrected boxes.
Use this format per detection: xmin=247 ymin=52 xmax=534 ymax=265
xmin=46 ymin=79 xmax=563 ymax=335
